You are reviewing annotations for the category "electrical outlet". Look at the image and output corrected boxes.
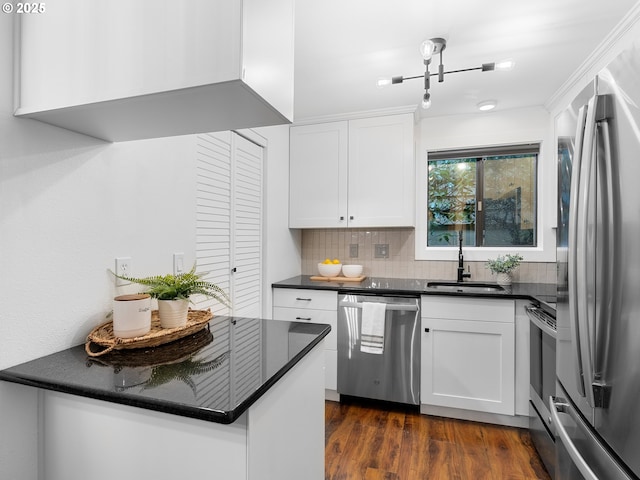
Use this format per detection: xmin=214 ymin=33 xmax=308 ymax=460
xmin=349 ymin=244 xmax=359 ymax=258
xmin=115 ymin=257 xmax=132 ymax=286
xmin=374 ymin=244 xmax=389 ymax=258
xmin=173 ymin=252 xmax=185 ymax=275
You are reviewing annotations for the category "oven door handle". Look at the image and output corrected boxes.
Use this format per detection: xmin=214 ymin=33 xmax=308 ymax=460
xmin=525 ymin=306 xmax=557 ymax=339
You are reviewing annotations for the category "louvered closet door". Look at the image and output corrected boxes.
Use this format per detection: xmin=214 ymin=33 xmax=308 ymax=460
xmin=195 ymin=131 xmax=263 ymax=318
xmin=231 ymin=136 xmax=263 ymax=318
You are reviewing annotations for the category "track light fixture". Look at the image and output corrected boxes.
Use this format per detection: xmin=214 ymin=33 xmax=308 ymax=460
xmin=377 ymin=38 xmax=509 ymax=109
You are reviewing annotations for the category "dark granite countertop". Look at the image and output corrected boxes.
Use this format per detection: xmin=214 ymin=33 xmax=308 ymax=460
xmin=272 ymin=275 xmax=557 ymax=306
xmin=0 ymin=316 xmax=330 ymax=424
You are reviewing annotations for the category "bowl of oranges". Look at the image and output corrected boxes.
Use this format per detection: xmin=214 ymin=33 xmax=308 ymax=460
xmin=317 ymin=258 xmax=342 ymax=277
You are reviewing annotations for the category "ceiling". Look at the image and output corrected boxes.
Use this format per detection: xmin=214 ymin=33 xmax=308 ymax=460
xmin=292 ymin=0 xmax=638 ymax=121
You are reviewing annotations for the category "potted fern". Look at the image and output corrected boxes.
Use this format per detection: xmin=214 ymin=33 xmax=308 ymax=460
xmin=486 ymin=254 xmax=523 ymax=285
xmin=113 ymin=265 xmax=231 ymax=328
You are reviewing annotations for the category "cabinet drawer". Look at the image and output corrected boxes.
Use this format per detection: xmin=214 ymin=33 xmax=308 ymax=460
xmin=273 ymin=307 xmax=336 ymax=350
xmin=273 ymin=288 xmax=337 ymax=310
xmin=421 ymin=296 xmax=514 ymax=323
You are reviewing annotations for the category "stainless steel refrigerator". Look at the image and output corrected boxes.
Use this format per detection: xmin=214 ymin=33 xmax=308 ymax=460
xmin=553 ymin=41 xmax=640 ymax=480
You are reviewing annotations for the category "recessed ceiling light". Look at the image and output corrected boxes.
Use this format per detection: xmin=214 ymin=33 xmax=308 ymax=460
xmin=477 ymin=100 xmax=497 ymax=111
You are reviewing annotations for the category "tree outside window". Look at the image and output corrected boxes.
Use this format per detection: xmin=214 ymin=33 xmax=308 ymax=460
xmin=427 ymin=146 xmax=538 ymax=248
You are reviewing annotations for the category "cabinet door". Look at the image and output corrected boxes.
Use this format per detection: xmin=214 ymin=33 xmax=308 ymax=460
xmin=289 ymin=122 xmax=348 ymax=228
xmin=421 ymin=317 xmax=515 ymax=415
xmin=347 ymin=114 xmax=415 ymax=227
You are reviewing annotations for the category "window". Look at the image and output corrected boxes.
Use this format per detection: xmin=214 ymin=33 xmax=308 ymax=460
xmin=427 ymin=144 xmax=538 ymax=248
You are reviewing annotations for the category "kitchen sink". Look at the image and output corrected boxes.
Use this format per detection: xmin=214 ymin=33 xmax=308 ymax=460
xmin=426 ymin=281 xmax=505 ymax=293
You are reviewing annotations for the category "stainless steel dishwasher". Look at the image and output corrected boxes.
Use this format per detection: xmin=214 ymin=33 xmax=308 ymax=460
xmin=337 ymin=293 xmax=420 ymax=405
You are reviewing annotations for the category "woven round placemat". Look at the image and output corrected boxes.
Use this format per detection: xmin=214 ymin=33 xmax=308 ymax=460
xmin=85 ymin=309 xmax=213 ymax=357
xmin=86 ymin=327 xmax=214 ymax=369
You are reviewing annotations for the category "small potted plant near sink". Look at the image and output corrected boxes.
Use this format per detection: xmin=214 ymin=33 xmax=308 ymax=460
xmin=113 ymin=265 xmax=231 ymax=328
xmin=486 ymin=254 xmax=523 ymax=286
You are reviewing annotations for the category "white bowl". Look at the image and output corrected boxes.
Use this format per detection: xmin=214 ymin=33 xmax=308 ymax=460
xmin=317 ymin=262 xmax=342 ymax=277
xmin=342 ymin=264 xmax=363 ymax=278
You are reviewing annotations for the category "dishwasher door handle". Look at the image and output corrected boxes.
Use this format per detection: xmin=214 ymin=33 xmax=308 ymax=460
xmin=339 ymin=301 xmax=418 ymax=312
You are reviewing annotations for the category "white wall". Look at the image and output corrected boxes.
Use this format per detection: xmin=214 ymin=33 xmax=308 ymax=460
xmin=416 ymin=106 xmax=555 ymax=262
xmin=258 ymin=124 xmax=301 ymax=318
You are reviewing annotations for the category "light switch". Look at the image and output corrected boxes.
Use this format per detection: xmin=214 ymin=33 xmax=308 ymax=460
xmin=374 ymin=244 xmax=389 ymax=258
xmin=173 ymin=253 xmax=185 ymax=275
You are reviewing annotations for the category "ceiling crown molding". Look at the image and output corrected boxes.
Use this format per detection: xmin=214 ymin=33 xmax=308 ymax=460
xmin=545 ymin=2 xmax=640 ymax=113
xmin=292 ymin=105 xmax=418 ymax=126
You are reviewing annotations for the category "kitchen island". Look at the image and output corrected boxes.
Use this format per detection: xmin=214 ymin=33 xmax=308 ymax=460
xmin=0 ymin=316 xmax=330 ymax=480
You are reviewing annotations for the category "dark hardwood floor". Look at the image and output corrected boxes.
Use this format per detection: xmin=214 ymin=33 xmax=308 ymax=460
xmin=325 ymin=399 xmax=551 ymax=480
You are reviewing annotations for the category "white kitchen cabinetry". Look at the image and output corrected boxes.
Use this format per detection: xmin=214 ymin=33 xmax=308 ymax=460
xmin=289 ymin=113 xmax=415 ymax=228
xmin=272 ymin=288 xmax=337 ymax=391
xmin=15 ymin=0 xmax=294 ymax=142
xmin=289 ymin=122 xmax=349 ymax=228
xmin=420 ymin=296 xmax=515 ymax=416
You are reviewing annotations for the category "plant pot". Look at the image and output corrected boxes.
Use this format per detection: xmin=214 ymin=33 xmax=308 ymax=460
xmin=496 ymin=272 xmax=512 ymax=286
xmin=112 ymin=294 xmax=152 ymax=338
xmin=157 ymin=299 xmax=189 ymax=328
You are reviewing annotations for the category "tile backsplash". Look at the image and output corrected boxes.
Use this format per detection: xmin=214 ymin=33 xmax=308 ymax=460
xmin=301 ymin=228 xmax=556 ymax=284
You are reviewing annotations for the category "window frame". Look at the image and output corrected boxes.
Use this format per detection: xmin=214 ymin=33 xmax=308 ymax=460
xmin=415 ymin=141 xmax=554 ymax=263
xmin=426 ymin=144 xmax=539 ymax=248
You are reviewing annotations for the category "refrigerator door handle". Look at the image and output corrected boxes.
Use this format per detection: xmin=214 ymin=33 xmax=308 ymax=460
xmin=568 ymin=104 xmax=588 ymax=397
xmin=576 ymin=95 xmax=598 ymax=408
xmin=550 ymin=396 xmax=599 ymax=480
xmin=592 ymin=112 xmax=615 ymax=408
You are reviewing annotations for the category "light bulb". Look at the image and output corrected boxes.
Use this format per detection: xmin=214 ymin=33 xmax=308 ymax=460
xmin=496 ymin=60 xmax=515 ymax=71
xmin=420 ymin=39 xmax=435 ymax=61
xmin=422 ymin=93 xmax=432 ymax=109
xmin=376 ymin=77 xmax=392 ymax=88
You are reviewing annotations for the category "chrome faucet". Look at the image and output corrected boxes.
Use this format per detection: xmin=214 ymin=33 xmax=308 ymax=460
xmin=457 ymin=230 xmax=471 ymax=283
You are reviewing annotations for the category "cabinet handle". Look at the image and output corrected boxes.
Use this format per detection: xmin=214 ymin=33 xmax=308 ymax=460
xmin=296 ymin=317 xmax=312 ymax=321
xmin=231 ymin=267 xmax=237 ymax=273
xmin=295 ymin=297 xmax=312 ymax=302
xmin=350 ymin=215 xmax=354 ymax=220
xmin=424 ymin=328 xmax=430 ymax=333
xmin=340 ymin=216 xmax=345 ymax=221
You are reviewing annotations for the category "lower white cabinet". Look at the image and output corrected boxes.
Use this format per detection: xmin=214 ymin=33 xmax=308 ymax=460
xmin=420 ymin=296 xmax=515 ymax=416
xmin=272 ymin=288 xmax=337 ymax=390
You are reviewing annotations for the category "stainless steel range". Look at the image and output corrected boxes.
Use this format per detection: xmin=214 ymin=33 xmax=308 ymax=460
xmin=526 ymin=301 xmax=557 ymax=478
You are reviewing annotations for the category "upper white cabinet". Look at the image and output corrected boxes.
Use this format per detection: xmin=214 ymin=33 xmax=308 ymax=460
xmin=14 ymin=0 xmax=294 ymax=142
xmin=289 ymin=113 xmax=415 ymax=228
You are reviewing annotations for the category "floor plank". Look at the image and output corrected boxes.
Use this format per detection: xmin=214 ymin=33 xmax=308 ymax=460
xmin=325 ymin=399 xmax=551 ymax=480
